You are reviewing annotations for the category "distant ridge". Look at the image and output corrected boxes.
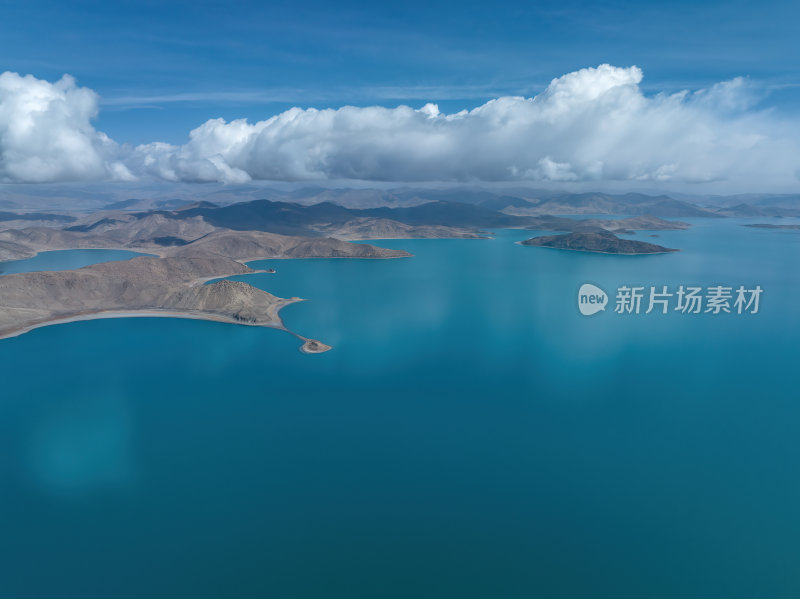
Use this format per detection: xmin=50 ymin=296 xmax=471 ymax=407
xmin=160 ymin=199 xmax=529 ymax=235
xmin=502 ymin=192 xmax=718 ymax=217
xmin=0 ymin=211 xmax=76 ymax=223
xmin=103 ymin=198 xmax=201 ymax=211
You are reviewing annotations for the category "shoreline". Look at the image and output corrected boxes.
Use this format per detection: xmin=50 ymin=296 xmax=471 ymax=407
xmin=0 ymin=301 xmax=294 ymax=340
xmin=0 ymin=247 xmax=370 ymax=354
xmin=237 ymin=253 xmax=412 ymax=264
xmin=0 ymin=238 xmax=420 ymax=268
xmin=298 ymin=337 xmax=333 ymax=354
xmin=0 ymin=245 xmax=169 ymax=262
xmin=0 ymin=299 xmax=334 ymax=354
xmin=0 ymin=241 xmax=419 ymax=354
xmin=338 ymin=235 xmax=489 ymax=242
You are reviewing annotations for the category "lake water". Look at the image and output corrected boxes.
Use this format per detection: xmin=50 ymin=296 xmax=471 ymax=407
xmin=0 ymin=249 xmax=150 ymax=275
xmin=1 ymin=220 xmax=800 ymax=598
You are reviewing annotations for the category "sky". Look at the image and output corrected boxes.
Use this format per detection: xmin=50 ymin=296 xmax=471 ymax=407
xmin=1 ymin=0 xmax=799 ymax=192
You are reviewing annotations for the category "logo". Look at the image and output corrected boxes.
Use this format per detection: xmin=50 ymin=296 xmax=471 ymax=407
xmin=578 ymin=283 xmax=608 ymax=316
xmin=576 ymin=283 xmax=762 ymax=317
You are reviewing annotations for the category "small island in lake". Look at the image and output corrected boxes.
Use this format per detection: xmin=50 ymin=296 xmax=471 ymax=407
xmin=520 ymin=231 xmax=678 ymax=254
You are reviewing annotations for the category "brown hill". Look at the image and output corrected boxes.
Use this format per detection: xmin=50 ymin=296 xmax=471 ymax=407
xmin=521 ymin=231 xmax=677 ymax=254
xmin=0 ymin=256 xmax=288 ymax=339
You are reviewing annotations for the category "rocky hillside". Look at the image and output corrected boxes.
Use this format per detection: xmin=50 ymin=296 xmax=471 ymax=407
xmin=168 ymin=230 xmax=411 ymax=260
xmin=0 ymin=256 xmax=287 ymax=337
xmin=314 ymin=218 xmax=485 ymax=240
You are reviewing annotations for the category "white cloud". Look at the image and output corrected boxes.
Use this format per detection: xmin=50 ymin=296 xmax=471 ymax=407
xmin=0 ymin=72 xmax=133 ymax=183
xmin=1 ymin=65 xmax=799 ymax=189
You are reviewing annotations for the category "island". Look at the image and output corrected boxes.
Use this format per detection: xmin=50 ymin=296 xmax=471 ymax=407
xmin=520 ymin=231 xmax=678 ymax=254
xmin=299 ymin=338 xmax=333 ymax=354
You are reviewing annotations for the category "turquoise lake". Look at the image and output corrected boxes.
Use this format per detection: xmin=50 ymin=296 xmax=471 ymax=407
xmin=1 ymin=219 xmax=800 ymax=598
xmin=0 ymin=249 xmax=150 ymax=275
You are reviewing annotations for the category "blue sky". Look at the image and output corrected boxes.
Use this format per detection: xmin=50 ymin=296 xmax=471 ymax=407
xmin=1 ymin=0 xmax=799 ymax=191
xmin=3 ymin=0 xmax=799 ymax=145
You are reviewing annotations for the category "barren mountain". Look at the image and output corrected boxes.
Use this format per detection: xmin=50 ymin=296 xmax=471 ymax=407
xmin=66 ymin=212 xmax=217 ymax=244
xmin=715 ymin=203 xmax=800 ymax=217
xmin=0 ymin=227 xmax=131 ymax=259
xmin=0 ymin=256 xmax=287 ymax=338
xmin=0 ymin=227 xmax=409 ymax=345
xmin=504 ymin=193 xmax=718 ymax=217
xmin=0 ymin=212 xmax=412 ymax=262
xmin=0 ymin=240 xmax=37 ymax=261
xmin=168 ymin=230 xmax=411 ymax=260
xmin=312 ymin=218 xmax=485 ymax=240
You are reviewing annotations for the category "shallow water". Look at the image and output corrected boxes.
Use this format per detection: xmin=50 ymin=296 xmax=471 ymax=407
xmin=1 ymin=220 xmax=800 ymax=598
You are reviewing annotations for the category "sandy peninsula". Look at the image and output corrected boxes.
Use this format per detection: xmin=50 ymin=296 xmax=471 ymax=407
xmin=0 ymin=233 xmax=409 ymax=352
xmin=0 ymin=203 xmax=421 ymax=353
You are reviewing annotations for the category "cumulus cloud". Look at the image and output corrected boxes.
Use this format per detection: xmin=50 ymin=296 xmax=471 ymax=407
xmin=0 ymin=72 xmax=133 ymax=183
xmin=1 ymin=65 xmax=799 ymax=189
